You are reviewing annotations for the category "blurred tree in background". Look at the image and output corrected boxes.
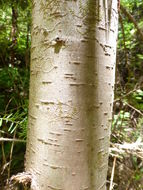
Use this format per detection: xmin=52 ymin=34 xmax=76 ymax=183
xmin=0 ymin=0 xmax=31 ymax=188
xmin=0 ymin=0 xmax=142 ymax=189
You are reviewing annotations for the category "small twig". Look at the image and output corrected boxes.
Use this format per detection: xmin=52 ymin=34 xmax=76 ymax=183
xmin=124 ymin=102 xmax=143 ymax=116
xmin=1 ymin=141 xmax=7 ymax=169
xmin=0 ymin=137 xmax=26 ymax=143
xmin=114 ymin=88 xmax=138 ymax=102
xmin=109 ymin=156 xmax=117 ymax=190
xmin=1 ymin=161 xmax=11 ymax=175
xmin=0 ymin=133 xmax=7 ymax=175
xmin=8 ymin=130 xmax=16 ymax=181
xmin=5 ymin=97 xmax=13 ymax=113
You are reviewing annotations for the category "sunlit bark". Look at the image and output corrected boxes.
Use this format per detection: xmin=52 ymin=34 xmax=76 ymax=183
xmin=26 ymin=1 xmax=118 ymax=189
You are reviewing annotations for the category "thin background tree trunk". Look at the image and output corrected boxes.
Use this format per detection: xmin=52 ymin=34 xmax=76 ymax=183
xmin=26 ymin=0 xmax=118 ymax=189
xmin=11 ymin=1 xmax=18 ymax=66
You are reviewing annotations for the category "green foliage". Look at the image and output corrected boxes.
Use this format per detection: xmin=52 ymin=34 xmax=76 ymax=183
xmin=112 ymin=110 xmax=131 ymax=142
xmin=130 ymin=90 xmax=143 ymax=110
xmin=110 ymin=1 xmax=143 ymax=188
xmin=0 ymin=67 xmax=29 ymax=112
xmin=118 ymin=1 xmax=143 ymax=91
xmin=0 ymin=2 xmax=30 ymax=186
xmin=0 ymin=0 xmax=31 ymax=65
xmin=0 ymin=67 xmax=29 ymax=138
xmin=0 ymin=106 xmax=28 ymax=138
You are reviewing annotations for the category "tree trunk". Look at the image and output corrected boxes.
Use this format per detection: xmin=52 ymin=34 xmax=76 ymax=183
xmin=11 ymin=2 xmax=18 ymax=66
xmin=26 ymin=1 xmax=118 ymax=189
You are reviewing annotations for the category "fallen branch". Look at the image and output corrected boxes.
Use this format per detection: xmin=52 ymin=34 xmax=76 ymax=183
xmin=110 ymin=139 xmax=143 ymax=159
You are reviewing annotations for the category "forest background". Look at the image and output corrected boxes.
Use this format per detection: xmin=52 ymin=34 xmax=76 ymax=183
xmin=0 ymin=0 xmax=143 ymax=189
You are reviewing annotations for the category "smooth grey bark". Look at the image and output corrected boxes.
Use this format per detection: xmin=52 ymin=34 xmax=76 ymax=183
xmin=26 ymin=0 xmax=118 ymax=190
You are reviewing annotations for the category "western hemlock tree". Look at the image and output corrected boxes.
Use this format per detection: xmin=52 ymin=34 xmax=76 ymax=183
xmin=26 ymin=0 xmax=118 ymax=189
